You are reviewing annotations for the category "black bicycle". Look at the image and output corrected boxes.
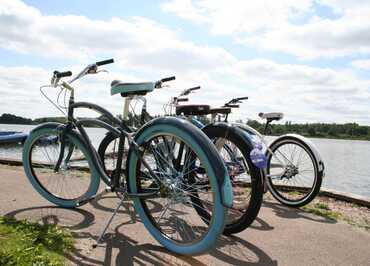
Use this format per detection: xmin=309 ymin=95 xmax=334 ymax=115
xmin=22 ymin=59 xmax=234 ymax=255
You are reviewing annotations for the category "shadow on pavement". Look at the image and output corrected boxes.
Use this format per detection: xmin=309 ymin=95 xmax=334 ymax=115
xmin=5 ymin=205 xmax=95 ymax=230
xmin=83 ymin=222 xmax=277 ymax=266
xmin=250 ymin=217 xmax=274 ymax=231
xmin=4 ymin=202 xmax=278 ymax=265
xmin=263 ymin=200 xmax=337 ymax=224
xmin=209 ymin=234 xmax=278 ymax=265
xmin=90 ymin=195 xmax=163 ymax=219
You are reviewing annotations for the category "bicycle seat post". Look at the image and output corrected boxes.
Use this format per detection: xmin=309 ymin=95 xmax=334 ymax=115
xmin=123 ymin=97 xmax=131 ymax=121
xmin=263 ymin=119 xmax=273 ymax=135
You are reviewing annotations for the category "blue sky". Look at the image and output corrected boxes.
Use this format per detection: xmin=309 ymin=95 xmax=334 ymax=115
xmin=0 ymin=0 xmax=370 ymax=124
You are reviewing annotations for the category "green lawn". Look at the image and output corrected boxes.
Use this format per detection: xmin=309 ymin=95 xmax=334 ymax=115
xmin=0 ymin=216 xmax=74 ymax=266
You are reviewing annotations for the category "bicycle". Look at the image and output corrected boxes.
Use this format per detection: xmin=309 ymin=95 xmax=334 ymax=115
xmin=22 ymin=59 xmax=234 ymax=255
xmin=224 ymin=97 xmax=325 ymax=207
xmin=98 ymin=86 xmax=264 ymax=235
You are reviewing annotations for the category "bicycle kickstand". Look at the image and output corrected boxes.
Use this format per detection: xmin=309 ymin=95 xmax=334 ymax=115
xmin=92 ymin=194 xmax=132 ymax=248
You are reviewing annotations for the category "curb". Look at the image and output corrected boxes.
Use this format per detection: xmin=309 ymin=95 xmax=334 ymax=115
xmin=319 ymin=188 xmax=370 ymax=208
xmin=1 ymin=157 xmax=369 ymax=208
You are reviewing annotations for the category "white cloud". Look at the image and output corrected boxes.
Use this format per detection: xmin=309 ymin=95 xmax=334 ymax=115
xmin=163 ymin=0 xmax=370 ymax=59
xmin=0 ymin=0 xmax=370 ymax=125
xmin=351 ymin=59 xmax=370 ymax=70
xmin=162 ymin=0 xmax=209 ymax=23
xmin=0 ymin=0 xmax=234 ymax=74
xmin=241 ymin=12 xmax=370 ymax=59
xmin=162 ymin=0 xmax=313 ymax=35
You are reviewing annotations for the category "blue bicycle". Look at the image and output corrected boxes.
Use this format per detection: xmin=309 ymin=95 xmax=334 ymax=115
xmin=98 ymin=86 xmax=264 ymax=235
xmin=22 ymin=59 xmax=234 ymax=255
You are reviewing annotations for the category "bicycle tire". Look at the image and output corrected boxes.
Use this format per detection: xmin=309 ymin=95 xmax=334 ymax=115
xmin=266 ymin=136 xmax=322 ymax=207
xmin=22 ymin=123 xmax=100 ymax=208
xmin=193 ymin=123 xmax=264 ymax=235
xmin=126 ymin=117 xmax=231 ymax=255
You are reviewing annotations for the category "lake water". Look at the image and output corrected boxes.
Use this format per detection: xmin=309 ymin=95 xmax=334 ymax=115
xmin=1 ymin=124 xmax=369 ymax=198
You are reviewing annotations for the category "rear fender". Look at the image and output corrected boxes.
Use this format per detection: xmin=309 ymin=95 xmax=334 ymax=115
xmin=271 ymin=134 xmax=325 ymax=176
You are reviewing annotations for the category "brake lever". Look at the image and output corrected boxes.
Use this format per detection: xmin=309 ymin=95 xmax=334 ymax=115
xmin=97 ymin=69 xmax=109 ymax=74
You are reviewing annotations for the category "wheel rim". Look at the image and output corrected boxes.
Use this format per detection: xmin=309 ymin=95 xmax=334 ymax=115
xmin=29 ymin=132 xmax=92 ymax=201
xmin=135 ymin=134 xmax=218 ymax=246
xmin=267 ymin=139 xmax=317 ymax=203
xmin=198 ymin=137 xmax=252 ymax=225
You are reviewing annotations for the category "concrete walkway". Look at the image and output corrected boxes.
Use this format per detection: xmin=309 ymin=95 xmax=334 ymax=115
xmin=1 ymin=166 xmax=369 ymax=266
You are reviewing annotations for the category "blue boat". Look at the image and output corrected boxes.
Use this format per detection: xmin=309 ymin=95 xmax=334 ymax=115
xmin=0 ymin=131 xmax=28 ymax=144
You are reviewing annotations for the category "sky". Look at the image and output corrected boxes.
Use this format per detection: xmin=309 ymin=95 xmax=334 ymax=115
xmin=0 ymin=0 xmax=369 ymax=124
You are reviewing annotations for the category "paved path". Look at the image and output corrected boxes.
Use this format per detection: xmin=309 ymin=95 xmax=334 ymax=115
xmin=1 ymin=166 xmax=370 ymax=266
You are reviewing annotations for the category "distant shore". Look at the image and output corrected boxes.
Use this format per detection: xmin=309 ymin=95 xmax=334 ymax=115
xmin=1 ymin=112 xmax=370 ymax=141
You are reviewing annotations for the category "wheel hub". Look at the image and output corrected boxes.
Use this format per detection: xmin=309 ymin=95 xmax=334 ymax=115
xmin=283 ymin=165 xmax=299 ymax=179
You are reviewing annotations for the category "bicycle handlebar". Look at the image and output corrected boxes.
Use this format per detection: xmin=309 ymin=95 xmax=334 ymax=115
xmin=177 ymin=98 xmax=188 ymax=102
xmin=180 ymin=86 xmax=201 ymax=96
xmin=161 ymin=76 xmax=176 ymax=83
xmin=224 ymin=104 xmax=239 ymax=108
xmin=54 ymin=71 xmax=72 ymax=78
xmin=236 ymin=96 xmax=248 ymax=101
xmin=96 ymin=58 xmax=114 ymax=66
xmin=225 ymin=96 xmax=248 ymax=105
xmin=188 ymin=86 xmax=200 ymax=92
xmin=155 ymin=76 xmax=176 ymax=88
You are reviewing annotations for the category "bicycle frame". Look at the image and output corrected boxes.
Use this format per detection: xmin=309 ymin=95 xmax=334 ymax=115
xmin=55 ymin=83 xmax=164 ymax=199
xmin=134 ymin=92 xmax=324 ymax=183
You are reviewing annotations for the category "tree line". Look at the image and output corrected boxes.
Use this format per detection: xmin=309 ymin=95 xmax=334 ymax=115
xmin=245 ymin=120 xmax=370 ymax=141
xmin=1 ymin=113 xmax=369 ymax=140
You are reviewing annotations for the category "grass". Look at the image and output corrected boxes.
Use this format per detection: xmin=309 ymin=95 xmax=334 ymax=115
xmin=0 ymin=216 xmax=74 ymax=266
xmin=302 ymin=203 xmax=342 ymax=221
xmin=287 ymin=191 xmax=303 ymax=196
xmin=302 ymin=202 xmax=370 ymax=231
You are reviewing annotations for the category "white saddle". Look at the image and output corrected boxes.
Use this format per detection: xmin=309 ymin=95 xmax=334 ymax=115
xmin=258 ymin=112 xmax=284 ymax=121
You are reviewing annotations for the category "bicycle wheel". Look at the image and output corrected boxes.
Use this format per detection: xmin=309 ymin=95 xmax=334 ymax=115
xmin=193 ymin=124 xmax=264 ymax=235
xmin=266 ymin=136 xmax=322 ymax=207
xmin=23 ymin=123 xmax=100 ymax=208
xmin=98 ymin=132 xmax=130 ymax=180
xmin=126 ymin=117 xmax=231 ymax=255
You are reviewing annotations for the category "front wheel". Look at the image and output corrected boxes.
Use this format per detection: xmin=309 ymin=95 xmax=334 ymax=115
xmin=22 ymin=123 xmax=100 ymax=208
xmin=266 ymin=136 xmax=322 ymax=207
xmin=126 ymin=117 xmax=230 ymax=255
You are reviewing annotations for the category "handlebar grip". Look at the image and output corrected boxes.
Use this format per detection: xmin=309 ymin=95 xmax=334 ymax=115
xmin=225 ymin=104 xmax=239 ymax=108
xmin=236 ymin=96 xmax=248 ymax=101
xmin=189 ymin=86 xmax=201 ymax=91
xmin=96 ymin=59 xmax=114 ymax=66
xmin=54 ymin=71 xmax=72 ymax=78
xmin=161 ymin=76 xmax=176 ymax=82
xmin=177 ymin=98 xmax=189 ymax=102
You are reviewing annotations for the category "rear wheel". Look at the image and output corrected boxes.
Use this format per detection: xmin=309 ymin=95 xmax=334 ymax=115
xmin=266 ymin=136 xmax=322 ymax=207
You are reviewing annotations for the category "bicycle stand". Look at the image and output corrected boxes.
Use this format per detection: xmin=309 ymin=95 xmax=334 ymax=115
xmin=92 ymin=191 xmax=135 ymax=248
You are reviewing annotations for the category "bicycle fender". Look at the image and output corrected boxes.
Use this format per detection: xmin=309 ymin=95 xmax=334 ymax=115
xmin=128 ymin=117 xmax=233 ymax=208
xmin=28 ymin=122 xmax=103 ymax=181
xmin=271 ymin=134 xmax=325 ymax=176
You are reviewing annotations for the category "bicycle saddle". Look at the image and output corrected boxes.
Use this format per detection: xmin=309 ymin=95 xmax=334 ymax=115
xmin=111 ymin=80 xmax=155 ymax=97
xmin=258 ymin=112 xmax=284 ymax=121
xmin=176 ymin=104 xmax=211 ymax=115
